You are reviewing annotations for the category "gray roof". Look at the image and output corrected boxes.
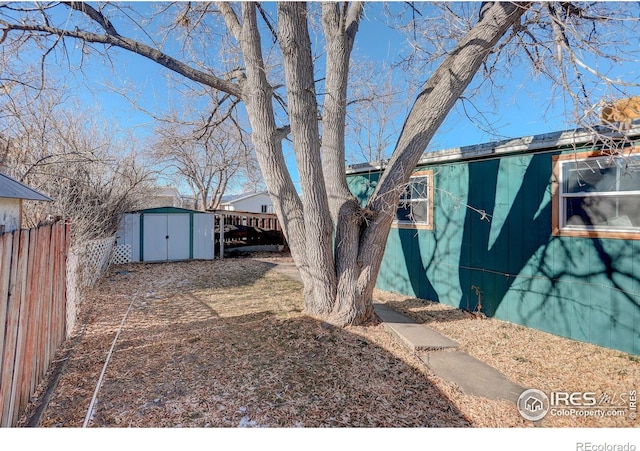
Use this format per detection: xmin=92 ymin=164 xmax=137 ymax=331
xmin=347 ymin=121 xmax=640 ymax=174
xmin=0 ymin=173 xmax=52 ymax=201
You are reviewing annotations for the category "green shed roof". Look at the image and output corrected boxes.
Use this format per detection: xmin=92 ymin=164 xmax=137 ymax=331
xmin=129 ymin=206 xmax=212 ymax=215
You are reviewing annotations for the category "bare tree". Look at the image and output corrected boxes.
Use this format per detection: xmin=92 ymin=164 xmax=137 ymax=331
xmin=397 ymin=3 xmax=640 ymax=144
xmin=346 ymin=60 xmax=412 ymax=164
xmin=151 ymin=115 xmax=256 ymax=211
xmin=2 ymin=2 xmax=639 ymax=326
xmin=0 ymin=87 xmax=152 ymax=242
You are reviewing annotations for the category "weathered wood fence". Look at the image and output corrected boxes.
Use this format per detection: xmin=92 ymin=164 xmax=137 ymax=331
xmin=0 ymin=221 xmax=69 ymax=427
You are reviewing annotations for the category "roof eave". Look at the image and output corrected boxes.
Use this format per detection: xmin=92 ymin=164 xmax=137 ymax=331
xmin=346 ymin=123 xmax=640 ymax=175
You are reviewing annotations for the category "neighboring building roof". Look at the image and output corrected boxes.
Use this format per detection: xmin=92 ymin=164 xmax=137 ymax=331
xmin=220 ymin=191 xmax=270 ymax=205
xmin=347 ymin=122 xmax=640 ymax=175
xmin=0 ymin=173 xmax=52 ymax=201
xmin=155 ymin=186 xmax=180 ymax=197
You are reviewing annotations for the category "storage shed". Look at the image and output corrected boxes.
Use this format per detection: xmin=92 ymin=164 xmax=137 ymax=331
xmin=347 ymin=124 xmax=640 ymax=355
xmin=116 ymin=207 xmax=215 ymax=263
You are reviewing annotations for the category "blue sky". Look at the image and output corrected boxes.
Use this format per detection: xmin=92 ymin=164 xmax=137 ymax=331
xmin=46 ymin=2 xmax=640 ymax=194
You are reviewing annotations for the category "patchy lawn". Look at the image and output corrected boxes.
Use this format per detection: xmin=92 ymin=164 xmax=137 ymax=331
xmin=17 ymin=255 xmax=638 ymax=428
xmin=374 ymin=291 xmax=640 ymax=427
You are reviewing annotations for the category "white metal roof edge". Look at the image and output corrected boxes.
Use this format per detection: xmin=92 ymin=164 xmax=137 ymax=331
xmin=346 ymin=123 xmax=640 ymax=175
xmin=220 ymin=191 xmax=270 ymax=205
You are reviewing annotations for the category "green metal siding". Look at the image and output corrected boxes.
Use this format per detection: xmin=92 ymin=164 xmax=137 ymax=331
xmin=349 ymin=149 xmax=640 ymax=355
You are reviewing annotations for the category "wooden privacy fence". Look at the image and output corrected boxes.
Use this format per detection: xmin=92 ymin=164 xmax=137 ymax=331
xmin=0 ymin=221 xmax=69 ymax=427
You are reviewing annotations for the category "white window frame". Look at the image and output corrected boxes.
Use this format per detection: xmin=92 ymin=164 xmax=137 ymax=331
xmin=393 ymin=170 xmax=434 ymax=230
xmin=553 ymin=148 xmax=640 ymax=239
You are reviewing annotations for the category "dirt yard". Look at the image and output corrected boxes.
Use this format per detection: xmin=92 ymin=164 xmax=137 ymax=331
xmin=17 ymin=255 xmax=639 ymax=428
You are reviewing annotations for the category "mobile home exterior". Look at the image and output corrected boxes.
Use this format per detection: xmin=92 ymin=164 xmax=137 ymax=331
xmin=347 ymin=126 xmax=640 ymax=355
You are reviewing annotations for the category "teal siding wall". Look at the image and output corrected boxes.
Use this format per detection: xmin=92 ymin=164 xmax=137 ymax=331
xmin=349 ymin=150 xmax=640 ymax=355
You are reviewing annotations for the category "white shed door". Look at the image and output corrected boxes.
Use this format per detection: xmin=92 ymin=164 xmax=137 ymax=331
xmin=142 ymin=214 xmax=191 ymax=262
xmin=143 ymin=215 xmax=169 ymax=262
xmin=167 ymin=214 xmax=190 ymax=261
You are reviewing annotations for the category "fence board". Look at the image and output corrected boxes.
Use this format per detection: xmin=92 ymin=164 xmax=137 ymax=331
xmin=0 ymin=230 xmax=26 ymax=426
xmin=0 ymin=230 xmax=22 ymax=426
xmin=42 ymin=224 xmax=54 ymax=381
xmin=37 ymin=225 xmax=49 ymax=388
xmin=34 ymin=226 xmax=46 ymax=387
xmin=0 ymin=222 xmax=70 ymax=427
xmin=50 ymin=223 xmax=61 ymax=371
xmin=59 ymin=224 xmax=67 ymax=342
xmin=0 ymin=233 xmax=13 ymax=381
xmin=9 ymin=229 xmax=31 ymax=426
xmin=17 ymin=227 xmax=38 ymax=421
xmin=0 ymin=232 xmax=15 ymax=427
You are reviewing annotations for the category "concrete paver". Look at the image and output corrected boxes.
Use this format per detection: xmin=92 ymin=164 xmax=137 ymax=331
xmin=373 ymin=302 xmax=524 ymax=402
xmin=419 ymin=350 xmax=525 ymax=403
xmin=373 ymin=303 xmax=459 ymax=351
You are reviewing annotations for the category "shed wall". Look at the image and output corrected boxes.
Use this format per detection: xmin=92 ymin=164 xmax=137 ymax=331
xmin=349 ymin=149 xmax=640 ymax=355
xmin=193 ymin=214 xmax=214 ymax=259
xmin=116 ymin=213 xmax=140 ymax=262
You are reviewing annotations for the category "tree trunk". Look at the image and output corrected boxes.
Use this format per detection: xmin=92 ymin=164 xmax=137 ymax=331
xmin=329 ymin=2 xmax=529 ymax=325
xmin=240 ymin=2 xmax=528 ymax=326
xmin=318 ymin=2 xmax=375 ymax=325
xmin=277 ymin=2 xmax=337 ymax=315
xmin=237 ymin=3 xmax=324 ymax=314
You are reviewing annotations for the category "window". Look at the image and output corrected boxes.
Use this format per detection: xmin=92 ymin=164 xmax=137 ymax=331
xmin=261 ymin=205 xmax=268 ymax=213
xmin=393 ymin=170 xmax=434 ymax=229
xmin=553 ymin=149 xmax=640 ymax=239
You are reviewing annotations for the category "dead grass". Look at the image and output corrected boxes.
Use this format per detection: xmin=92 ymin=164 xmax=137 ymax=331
xmin=374 ymin=290 xmax=640 ymax=427
xmin=17 ymin=258 xmax=471 ymax=427
xmin=17 ymin=255 xmax=638 ymax=428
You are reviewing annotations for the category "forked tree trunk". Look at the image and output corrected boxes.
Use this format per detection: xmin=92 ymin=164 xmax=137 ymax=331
xmin=0 ymin=1 xmax=591 ymax=327
xmin=235 ymin=3 xmax=329 ymax=314
xmin=327 ymin=2 xmax=529 ymax=325
xmin=239 ymin=2 xmax=528 ymax=326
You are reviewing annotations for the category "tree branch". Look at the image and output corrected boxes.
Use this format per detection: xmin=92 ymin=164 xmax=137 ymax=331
xmin=62 ymin=2 xmax=119 ymax=36
xmin=0 ymin=20 xmax=244 ymax=99
xmin=215 ymin=2 xmax=242 ymax=41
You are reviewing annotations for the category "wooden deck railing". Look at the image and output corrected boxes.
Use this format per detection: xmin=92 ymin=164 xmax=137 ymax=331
xmin=212 ymin=210 xmax=281 ymax=231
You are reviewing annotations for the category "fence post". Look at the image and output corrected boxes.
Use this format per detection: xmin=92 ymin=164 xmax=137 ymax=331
xmin=220 ymin=214 xmax=224 ymax=260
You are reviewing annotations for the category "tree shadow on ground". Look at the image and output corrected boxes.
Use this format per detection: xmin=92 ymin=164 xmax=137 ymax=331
xmin=30 ymin=258 xmax=475 ymax=428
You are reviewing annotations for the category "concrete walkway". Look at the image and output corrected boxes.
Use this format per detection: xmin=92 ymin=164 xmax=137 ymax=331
xmin=256 ymin=257 xmax=524 ymax=404
xmin=374 ymin=303 xmax=524 ymax=403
